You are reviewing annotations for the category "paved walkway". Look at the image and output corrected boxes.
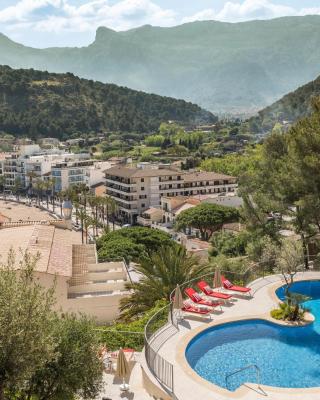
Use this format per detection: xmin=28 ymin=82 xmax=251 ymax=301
xmin=96 ymin=355 xmax=151 ymax=400
xmin=155 ymin=271 xmax=320 ymax=400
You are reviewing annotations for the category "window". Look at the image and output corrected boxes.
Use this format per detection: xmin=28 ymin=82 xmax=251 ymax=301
xmin=139 ymin=195 xmax=147 ymax=199
xmin=141 ymin=178 xmax=144 ymax=182
xmin=141 ymin=187 xmax=145 ymax=191
xmin=141 ymin=203 xmax=145 ymax=208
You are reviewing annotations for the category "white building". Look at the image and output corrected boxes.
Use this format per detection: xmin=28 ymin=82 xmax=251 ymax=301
xmin=0 ymin=144 xmax=110 ymax=193
xmin=105 ymin=166 xmax=238 ymax=223
xmin=51 ymin=159 xmax=110 ymax=192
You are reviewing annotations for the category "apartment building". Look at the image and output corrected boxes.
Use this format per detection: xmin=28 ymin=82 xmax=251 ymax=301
xmin=0 ymin=143 xmax=110 ymax=193
xmin=0 ymin=153 xmax=25 ymax=190
xmin=105 ymin=166 xmax=237 ymax=223
xmin=52 ymin=159 xmax=95 ymax=191
xmin=51 ymin=160 xmax=110 ymax=192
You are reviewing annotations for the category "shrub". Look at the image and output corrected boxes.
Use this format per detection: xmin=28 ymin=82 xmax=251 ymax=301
xmin=99 ymin=300 xmax=168 ymax=351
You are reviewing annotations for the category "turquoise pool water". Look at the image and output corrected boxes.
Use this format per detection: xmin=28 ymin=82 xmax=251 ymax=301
xmin=185 ymin=280 xmax=320 ymax=391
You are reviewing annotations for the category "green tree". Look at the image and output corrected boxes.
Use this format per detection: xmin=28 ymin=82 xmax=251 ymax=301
xmin=23 ymin=315 xmax=103 ymax=400
xmin=210 ymin=230 xmax=248 ymax=258
xmin=119 ymin=244 xmax=208 ymax=320
xmin=240 ymin=100 xmax=320 ymax=269
xmin=0 ymin=250 xmax=56 ymax=400
xmin=97 ymin=227 xmax=172 ymax=262
xmin=200 ymin=146 xmax=262 ymax=177
xmin=175 ymin=203 xmax=239 ymax=240
xmin=98 ymin=237 xmax=144 ymax=264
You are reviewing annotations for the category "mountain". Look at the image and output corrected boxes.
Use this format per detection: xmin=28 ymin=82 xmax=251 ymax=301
xmin=1 ymin=16 xmax=320 ymax=115
xmin=0 ymin=66 xmax=215 ymax=139
xmin=248 ymin=74 xmax=320 ymax=135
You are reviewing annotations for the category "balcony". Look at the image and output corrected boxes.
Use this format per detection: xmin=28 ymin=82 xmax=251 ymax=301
xmin=106 ymin=191 xmax=136 ymax=203
xmin=105 ymin=177 xmax=134 ymax=186
xmin=107 ymin=183 xmax=136 ymax=194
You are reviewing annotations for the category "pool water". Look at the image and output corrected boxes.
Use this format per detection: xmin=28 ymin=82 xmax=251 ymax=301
xmin=185 ymin=280 xmax=320 ymax=391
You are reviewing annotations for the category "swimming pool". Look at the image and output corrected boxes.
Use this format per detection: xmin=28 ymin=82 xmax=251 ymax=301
xmin=185 ymin=280 xmax=320 ymax=391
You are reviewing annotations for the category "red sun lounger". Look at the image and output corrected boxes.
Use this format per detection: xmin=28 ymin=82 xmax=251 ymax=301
xmin=182 ymin=301 xmax=212 ymax=317
xmin=221 ymin=276 xmax=252 ymax=295
xmin=197 ymin=280 xmax=233 ymax=300
xmin=184 ymin=287 xmax=222 ymax=309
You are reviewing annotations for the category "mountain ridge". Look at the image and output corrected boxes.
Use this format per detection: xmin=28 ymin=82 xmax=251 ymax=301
xmin=248 ymin=73 xmax=320 ymax=134
xmin=1 ymin=16 xmax=320 ymax=114
xmin=0 ymin=65 xmax=215 ymax=139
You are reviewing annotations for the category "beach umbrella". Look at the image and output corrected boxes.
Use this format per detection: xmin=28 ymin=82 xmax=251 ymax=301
xmin=213 ymin=267 xmax=222 ymax=288
xmin=173 ymin=284 xmax=183 ymax=310
xmin=116 ymin=348 xmax=130 ymax=391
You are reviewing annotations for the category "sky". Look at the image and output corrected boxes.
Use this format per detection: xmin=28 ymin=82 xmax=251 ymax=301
xmin=0 ymin=0 xmax=320 ymax=48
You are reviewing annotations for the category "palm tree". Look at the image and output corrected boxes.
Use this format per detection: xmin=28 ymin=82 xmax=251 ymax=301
xmin=0 ymin=176 xmax=5 ymax=194
xmin=99 ymin=197 xmax=110 ymax=231
xmin=119 ymin=244 xmax=209 ymax=320
xmin=13 ymin=177 xmax=22 ymax=201
xmin=42 ymin=179 xmax=52 ymax=209
xmin=50 ymin=177 xmax=56 ymax=212
xmin=56 ymin=190 xmax=66 ymax=217
xmin=26 ymin=171 xmax=37 ymax=197
xmin=107 ymin=197 xmax=118 ymax=231
xmin=87 ymin=196 xmax=98 ymax=235
xmin=33 ymin=179 xmax=44 ymax=205
xmin=76 ymin=207 xmax=87 ymax=244
xmin=83 ymin=215 xmax=95 ymax=244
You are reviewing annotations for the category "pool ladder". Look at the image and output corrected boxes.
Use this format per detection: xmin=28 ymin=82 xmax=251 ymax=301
xmin=225 ymin=364 xmax=261 ymax=390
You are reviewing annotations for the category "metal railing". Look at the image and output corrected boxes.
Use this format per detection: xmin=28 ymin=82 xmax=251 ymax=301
xmin=143 ymin=264 xmax=266 ymax=397
xmin=144 ymin=303 xmax=176 ymax=394
xmin=225 ymin=364 xmax=261 ymax=390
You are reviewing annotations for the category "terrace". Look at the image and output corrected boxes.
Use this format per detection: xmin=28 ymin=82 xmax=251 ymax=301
xmin=138 ymin=267 xmax=320 ymax=400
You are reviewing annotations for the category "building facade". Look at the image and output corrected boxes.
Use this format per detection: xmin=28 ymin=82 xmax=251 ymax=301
xmin=105 ymin=166 xmax=238 ymax=223
xmin=0 ymin=144 xmax=109 ymax=193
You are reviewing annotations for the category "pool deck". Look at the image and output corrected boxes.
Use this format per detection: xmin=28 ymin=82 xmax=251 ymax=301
xmin=156 ymin=271 xmax=320 ymax=400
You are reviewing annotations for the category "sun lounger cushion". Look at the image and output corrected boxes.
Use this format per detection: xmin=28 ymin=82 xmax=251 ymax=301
xmin=223 ymin=279 xmax=233 ymax=289
xmin=204 ymin=285 xmax=212 ymax=293
xmin=183 ymin=299 xmax=193 ymax=308
xmin=193 ymin=292 xmax=202 ymax=301
xmin=198 ymin=304 xmax=210 ymax=311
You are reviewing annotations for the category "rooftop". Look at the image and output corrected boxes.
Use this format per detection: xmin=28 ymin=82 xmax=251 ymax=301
xmin=105 ymin=166 xmax=180 ymax=178
xmin=0 ymin=225 xmax=81 ymax=277
xmin=183 ymin=171 xmax=236 ymax=182
xmin=105 ymin=166 xmax=235 ymax=181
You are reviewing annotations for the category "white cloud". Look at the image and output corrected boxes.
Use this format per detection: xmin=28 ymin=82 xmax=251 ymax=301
xmin=0 ymin=0 xmax=63 ymax=23
xmin=183 ymin=0 xmax=320 ymax=24
xmin=1 ymin=0 xmax=320 ymax=39
xmin=0 ymin=0 xmax=176 ymax=33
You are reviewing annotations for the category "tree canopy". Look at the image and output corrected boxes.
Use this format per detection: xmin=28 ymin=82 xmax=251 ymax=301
xmin=119 ymin=244 xmax=208 ymax=320
xmin=175 ymin=203 xmax=240 ymax=240
xmin=0 ymin=66 xmax=215 ymax=139
xmin=96 ymin=226 xmax=172 ymax=263
xmin=240 ymin=98 xmax=320 ymax=268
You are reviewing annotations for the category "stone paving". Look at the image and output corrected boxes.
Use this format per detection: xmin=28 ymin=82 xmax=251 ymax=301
xmin=96 ymin=356 xmax=151 ymax=400
xmin=0 ymin=199 xmax=53 ymax=221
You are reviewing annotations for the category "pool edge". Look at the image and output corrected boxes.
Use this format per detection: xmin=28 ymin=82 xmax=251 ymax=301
xmin=176 ymin=278 xmax=320 ymax=399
